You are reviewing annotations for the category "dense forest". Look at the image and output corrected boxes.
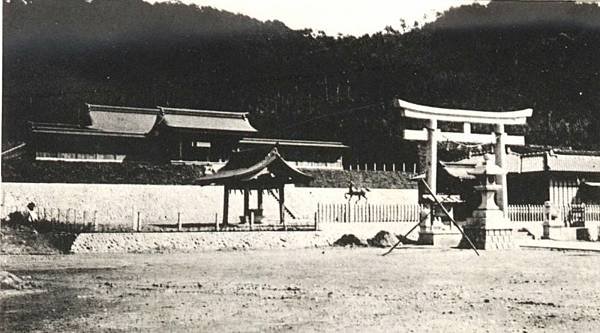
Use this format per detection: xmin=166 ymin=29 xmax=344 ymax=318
xmin=4 ymin=0 xmax=600 ymax=165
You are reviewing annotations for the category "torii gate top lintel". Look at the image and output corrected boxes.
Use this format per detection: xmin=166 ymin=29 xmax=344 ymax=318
xmin=394 ymin=99 xmax=533 ymax=125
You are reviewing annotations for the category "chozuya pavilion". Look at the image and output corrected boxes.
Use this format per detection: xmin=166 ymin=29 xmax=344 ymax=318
xmin=195 ymin=147 xmax=313 ymax=230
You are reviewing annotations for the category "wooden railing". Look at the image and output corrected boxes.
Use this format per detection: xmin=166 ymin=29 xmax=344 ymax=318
xmin=316 ymin=203 xmax=422 ymax=223
xmin=507 ymin=205 xmax=545 ymax=222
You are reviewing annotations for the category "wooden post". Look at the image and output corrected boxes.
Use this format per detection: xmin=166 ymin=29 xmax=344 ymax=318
xmin=177 ymin=212 xmax=182 ymax=231
xmin=137 ymin=211 xmax=141 ymax=232
xmin=131 ymin=206 xmax=137 ymax=231
xmin=222 ymin=186 xmax=229 ymax=227
xmin=249 ymin=210 xmax=254 ymax=231
xmin=93 ymin=210 xmax=98 ymax=232
xmin=215 ymin=212 xmax=220 ymax=231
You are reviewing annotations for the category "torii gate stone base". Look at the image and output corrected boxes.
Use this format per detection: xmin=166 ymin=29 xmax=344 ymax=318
xmin=395 ymin=99 xmax=533 ymax=249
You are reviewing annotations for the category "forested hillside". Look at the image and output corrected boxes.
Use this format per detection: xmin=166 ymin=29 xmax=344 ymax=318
xmin=4 ymin=0 xmax=600 ymax=164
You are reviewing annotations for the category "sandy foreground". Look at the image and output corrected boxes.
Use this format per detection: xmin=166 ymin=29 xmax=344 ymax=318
xmin=1 ymin=248 xmax=599 ymax=332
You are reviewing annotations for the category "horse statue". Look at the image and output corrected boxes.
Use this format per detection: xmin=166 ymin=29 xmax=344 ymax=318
xmin=199 ymin=164 xmax=216 ymax=177
xmin=344 ymin=181 xmax=370 ymax=202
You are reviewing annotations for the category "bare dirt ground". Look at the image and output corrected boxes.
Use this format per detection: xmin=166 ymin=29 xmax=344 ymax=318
xmin=1 ymin=248 xmax=600 ymax=332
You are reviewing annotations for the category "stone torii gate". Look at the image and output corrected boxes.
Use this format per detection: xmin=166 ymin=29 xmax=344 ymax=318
xmin=394 ymin=99 xmax=533 ymax=215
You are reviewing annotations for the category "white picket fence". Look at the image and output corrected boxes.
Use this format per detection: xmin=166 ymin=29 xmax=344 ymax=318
xmin=508 ymin=204 xmax=600 ymax=225
xmin=316 ymin=203 xmax=423 ymax=223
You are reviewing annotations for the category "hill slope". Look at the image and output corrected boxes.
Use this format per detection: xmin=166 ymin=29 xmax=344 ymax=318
xmin=3 ymin=0 xmax=600 ymax=165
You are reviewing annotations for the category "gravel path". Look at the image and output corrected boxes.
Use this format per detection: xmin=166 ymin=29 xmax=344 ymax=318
xmin=1 ymin=248 xmax=600 ymax=332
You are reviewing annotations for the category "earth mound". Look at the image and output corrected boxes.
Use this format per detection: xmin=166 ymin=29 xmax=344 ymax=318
xmin=333 ymin=234 xmax=368 ymax=247
xmin=367 ymin=230 xmax=400 ymax=248
xmin=0 ymin=218 xmax=75 ymax=254
xmin=0 ymin=271 xmax=31 ymax=290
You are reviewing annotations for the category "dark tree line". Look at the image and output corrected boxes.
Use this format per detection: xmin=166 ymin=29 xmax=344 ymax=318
xmin=4 ymin=0 xmax=600 ymax=164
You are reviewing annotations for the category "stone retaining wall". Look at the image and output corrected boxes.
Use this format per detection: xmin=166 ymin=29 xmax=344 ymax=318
xmin=70 ymin=231 xmax=331 ymax=253
xmin=69 ymin=222 xmax=421 ymax=253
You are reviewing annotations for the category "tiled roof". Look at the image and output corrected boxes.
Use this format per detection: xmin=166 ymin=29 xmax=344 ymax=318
xmin=546 ymin=153 xmax=600 ymax=172
xmin=30 ymin=121 xmax=146 ymax=138
xmin=87 ymin=104 xmax=159 ymax=135
xmin=159 ymin=107 xmax=258 ymax=134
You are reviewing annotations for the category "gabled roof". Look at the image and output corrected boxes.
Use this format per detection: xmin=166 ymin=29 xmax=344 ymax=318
xmin=159 ymin=106 xmax=258 ymax=134
xmin=440 ymin=153 xmax=521 ymax=179
xmin=33 ymin=104 xmax=260 ymax=137
xmin=195 ymin=147 xmax=312 ymax=187
xmin=87 ymin=104 xmax=160 ymax=135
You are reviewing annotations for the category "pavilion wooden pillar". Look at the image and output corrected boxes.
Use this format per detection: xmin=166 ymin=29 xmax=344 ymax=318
xmin=494 ymin=124 xmax=508 ymax=215
xmin=243 ymin=188 xmax=250 ymax=223
xmin=278 ymin=184 xmax=286 ymax=229
xmin=222 ymin=185 xmax=230 ymax=226
xmin=257 ymin=189 xmax=263 ymax=211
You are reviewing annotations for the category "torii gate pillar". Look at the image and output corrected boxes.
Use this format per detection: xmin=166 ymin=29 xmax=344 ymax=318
xmin=425 ymin=119 xmax=439 ymax=196
xmin=494 ymin=124 xmax=508 ymax=214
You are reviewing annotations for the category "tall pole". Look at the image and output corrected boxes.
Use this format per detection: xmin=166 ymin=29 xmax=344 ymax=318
xmin=494 ymin=123 xmax=508 ymax=216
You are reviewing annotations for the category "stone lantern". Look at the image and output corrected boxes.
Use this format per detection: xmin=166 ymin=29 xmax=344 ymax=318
xmin=469 ymin=154 xmax=505 ymax=213
xmin=465 ymin=154 xmax=516 ymax=250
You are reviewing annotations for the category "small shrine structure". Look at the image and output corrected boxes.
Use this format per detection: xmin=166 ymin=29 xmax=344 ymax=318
xmin=195 ymin=147 xmax=312 ymax=229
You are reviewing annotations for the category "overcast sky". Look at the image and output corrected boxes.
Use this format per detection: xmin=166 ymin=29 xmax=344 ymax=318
xmin=146 ymin=0 xmax=487 ymax=36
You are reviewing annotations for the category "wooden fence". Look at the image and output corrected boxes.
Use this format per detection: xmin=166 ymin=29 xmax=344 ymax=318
xmin=508 ymin=204 xmax=600 ymax=225
xmin=346 ymin=162 xmax=418 ymax=173
xmin=1 ymin=205 xmax=314 ymax=232
xmin=316 ymin=203 xmax=422 ymax=223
